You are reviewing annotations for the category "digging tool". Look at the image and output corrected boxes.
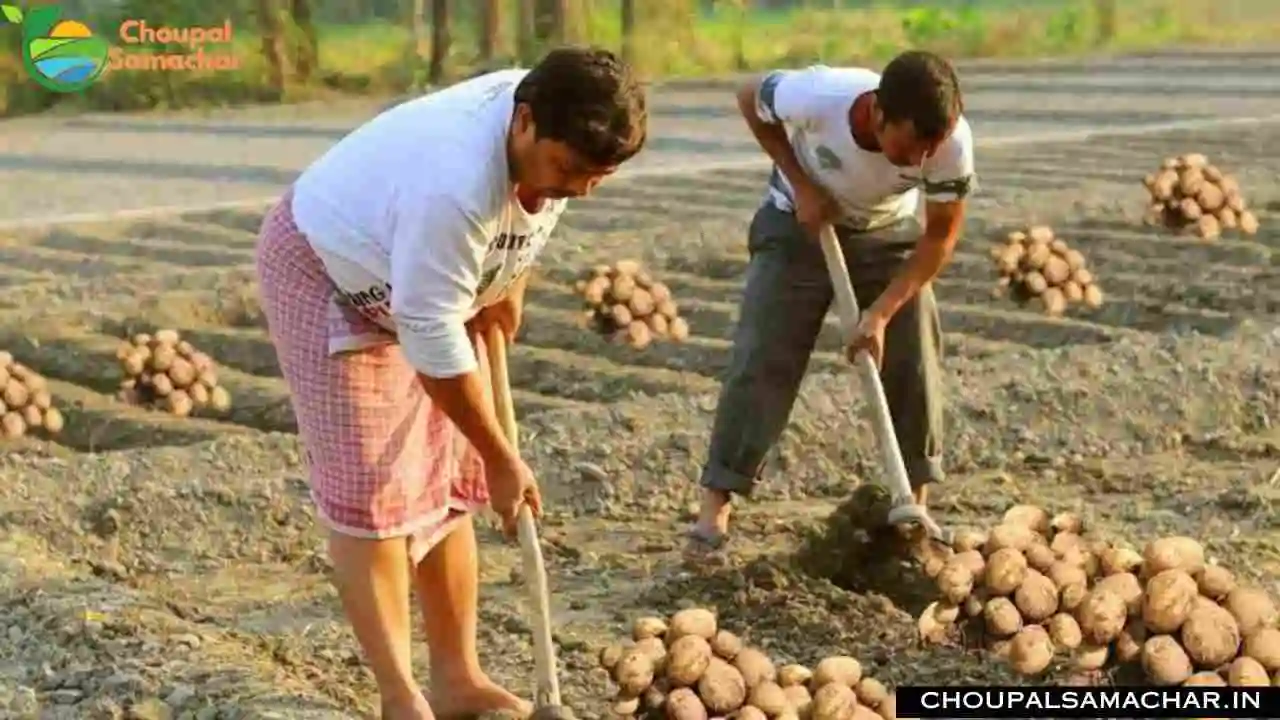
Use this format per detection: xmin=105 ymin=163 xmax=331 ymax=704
xmin=483 ymin=325 xmax=575 ymax=720
xmin=816 ymin=224 xmax=951 ymax=545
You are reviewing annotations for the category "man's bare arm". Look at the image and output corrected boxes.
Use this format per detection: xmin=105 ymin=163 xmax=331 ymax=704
xmin=868 ymin=199 xmax=966 ymax=319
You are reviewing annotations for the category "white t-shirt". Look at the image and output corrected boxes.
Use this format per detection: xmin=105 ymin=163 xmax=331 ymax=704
xmin=291 ymin=69 xmax=566 ymax=379
xmin=754 ymin=65 xmax=976 ymax=232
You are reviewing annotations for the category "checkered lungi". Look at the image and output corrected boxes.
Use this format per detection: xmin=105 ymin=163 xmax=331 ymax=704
xmin=255 ymin=190 xmax=490 ymax=564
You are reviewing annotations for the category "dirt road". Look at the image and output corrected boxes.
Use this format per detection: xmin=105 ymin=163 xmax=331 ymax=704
xmin=4 ymin=49 xmax=1280 ymax=223
xmin=0 ymin=50 xmax=1277 ymax=719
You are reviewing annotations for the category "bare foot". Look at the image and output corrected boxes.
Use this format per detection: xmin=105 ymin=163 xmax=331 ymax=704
xmin=382 ymin=694 xmax=435 ymax=720
xmin=428 ymin=675 xmax=532 ymax=719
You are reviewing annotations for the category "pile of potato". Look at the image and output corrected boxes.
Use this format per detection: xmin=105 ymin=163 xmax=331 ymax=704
xmin=916 ymin=504 xmax=1280 ymax=687
xmin=990 ymin=226 xmax=1103 ymax=317
xmin=576 ymin=260 xmax=690 ymax=350
xmin=0 ymin=352 xmax=64 ymax=439
xmin=115 ymin=330 xmax=231 ymax=417
xmin=600 ymin=608 xmax=896 ymax=720
xmin=1143 ymin=153 xmax=1260 ymax=240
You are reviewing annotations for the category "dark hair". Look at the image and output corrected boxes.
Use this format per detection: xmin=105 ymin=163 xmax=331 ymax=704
xmin=514 ymin=46 xmax=648 ymax=167
xmin=877 ymin=50 xmax=963 ymax=142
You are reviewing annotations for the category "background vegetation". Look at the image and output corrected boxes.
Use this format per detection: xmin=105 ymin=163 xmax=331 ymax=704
xmin=2 ymin=0 xmax=1279 ymax=117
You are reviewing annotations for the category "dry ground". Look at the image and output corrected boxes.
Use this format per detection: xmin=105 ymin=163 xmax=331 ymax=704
xmin=1 ymin=66 xmax=1280 ymax=720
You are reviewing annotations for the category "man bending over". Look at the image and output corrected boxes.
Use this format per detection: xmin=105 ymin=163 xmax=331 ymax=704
xmin=689 ymin=50 xmax=975 ymax=553
xmin=257 ymin=48 xmax=647 ymax=719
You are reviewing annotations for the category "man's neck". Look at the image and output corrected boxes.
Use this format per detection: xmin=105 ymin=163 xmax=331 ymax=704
xmin=848 ymin=91 xmax=881 ymax=152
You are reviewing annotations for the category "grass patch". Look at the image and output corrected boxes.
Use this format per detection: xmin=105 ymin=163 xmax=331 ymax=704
xmin=2 ymin=0 xmax=1278 ymax=117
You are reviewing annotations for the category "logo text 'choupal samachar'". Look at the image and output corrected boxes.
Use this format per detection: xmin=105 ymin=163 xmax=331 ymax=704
xmin=1 ymin=4 xmax=238 ymax=93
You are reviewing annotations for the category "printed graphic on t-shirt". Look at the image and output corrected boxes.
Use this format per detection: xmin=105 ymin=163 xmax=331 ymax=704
xmin=337 ymin=281 xmax=394 ymax=323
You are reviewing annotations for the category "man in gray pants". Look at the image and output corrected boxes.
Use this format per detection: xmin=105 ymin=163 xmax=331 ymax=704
xmin=689 ymin=51 xmax=976 ymax=551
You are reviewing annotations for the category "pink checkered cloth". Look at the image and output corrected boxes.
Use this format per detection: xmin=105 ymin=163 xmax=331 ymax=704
xmin=255 ymin=190 xmax=490 ymax=564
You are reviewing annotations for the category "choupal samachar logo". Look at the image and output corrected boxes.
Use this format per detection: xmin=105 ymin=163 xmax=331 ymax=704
xmin=2 ymin=3 xmax=109 ymax=92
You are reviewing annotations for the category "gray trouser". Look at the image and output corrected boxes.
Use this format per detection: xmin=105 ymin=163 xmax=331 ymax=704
xmin=701 ymin=203 xmax=945 ymax=497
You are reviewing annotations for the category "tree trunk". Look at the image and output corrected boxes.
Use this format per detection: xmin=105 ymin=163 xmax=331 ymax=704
xmin=406 ymin=0 xmax=428 ymax=88
xmin=479 ymin=0 xmax=502 ymax=62
xmin=428 ymin=0 xmax=451 ymax=84
xmin=533 ymin=0 xmax=566 ymax=45
xmin=620 ymin=0 xmax=635 ymax=64
xmin=1095 ymin=0 xmax=1116 ymax=44
xmin=256 ymin=0 xmax=286 ymax=96
xmin=289 ymin=0 xmax=318 ymax=82
xmin=517 ymin=0 xmax=537 ymax=64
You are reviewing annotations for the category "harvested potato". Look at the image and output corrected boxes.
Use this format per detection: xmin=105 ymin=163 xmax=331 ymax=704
xmin=1078 ymin=590 xmax=1128 ymax=644
xmin=1099 ymin=547 xmax=1143 ymax=577
xmin=1180 ymin=603 xmax=1241 ymax=669
xmin=1183 ymin=671 xmax=1226 ymax=686
xmin=1094 ymin=573 xmax=1143 ymax=616
xmin=1223 ymin=588 xmax=1278 ymax=636
xmin=1074 ymin=643 xmax=1110 ymax=671
xmin=667 ymin=635 xmax=713 ymax=687
xmin=986 ymin=524 xmax=1036 ymax=554
xmin=984 ymin=597 xmax=1023 ymax=637
xmin=1197 ymin=566 xmax=1236 ymax=601
xmin=669 ymin=608 xmax=718 ymax=642
xmin=579 ymin=262 xmax=691 ymax=346
xmin=851 ymin=706 xmax=880 ymax=720
xmin=635 ymin=617 xmax=669 ymax=640
xmin=636 ymin=635 xmax=667 ymax=656
xmin=984 ymin=548 xmax=1029 ymax=596
xmin=1142 ymin=569 xmax=1199 ymax=634
xmin=1142 ymin=537 xmax=1206 ymax=578
xmin=1014 ymin=571 xmax=1059 ymax=622
xmin=737 ymin=707 xmax=768 ymax=720
xmin=853 ymin=678 xmax=887 ymax=708
xmin=812 ymin=656 xmax=861 ymax=688
xmin=1142 ymin=635 xmax=1194 ymax=686
xmin=747 ymin=681 xmax=789 ymax=717
xmin=1048 ymin=613 xmax=1083 ymax=650
xmin=936 ymin=561 xmax=975 ymax=605
xmin=1047 ymin=562 xmax=1088 ymax=592
xmin=613 ymin=696 xmax=641 ymax=716
xmin=876 ymin=694 xmax=895 ymax=720
xmin=712 ymin=631 xmax=743 ymax=661
xmin=1227 ymin=656 xmax=1269 ymax=687
xmin=1009 ymin=626 xmax=1055 ymax=676
xmin=777 ymin=665 xmax=812 ymax=688
xmin=1051 ymin=513 xmax=1083 ymax=534
xmin=699 ymin=658 xmax=748 ymax=715
xmin=1243 ymin=627 xmax=1280 ymax=672
xmin=666 ymin=687 xmax=708 ymax=720
xmin=809 ymin=683 xmax=858 ymax=720
xmin=733 ymin=648 xmax=776 ymax=689
xmin=953 ymin=550 xmax=985 ymax=577
xmin=1025 ymin=545 xmax=1056 ymax=574
xmin=951 ymin=529 xmax=987 ymax=554
xmin=1115 ymin=619 xmax=1148 ymax=664
xmin=782 ymin=685 xmax=812 ymax=717
xmin=616 ymin=648 xmax=657 ymax=696
xmin=1003 ymin=505 xmax=1050 ymax=535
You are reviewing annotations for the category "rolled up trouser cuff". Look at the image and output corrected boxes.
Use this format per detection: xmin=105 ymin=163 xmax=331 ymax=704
xmin=700 ymin=460 xmax=758 ymax=497
xmin=907 ymin=456 xmax=946 ymax=488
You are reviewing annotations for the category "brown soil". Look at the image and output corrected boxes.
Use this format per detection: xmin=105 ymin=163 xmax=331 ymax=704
xmin=0 ymin=122 xmax=1277 ymax=719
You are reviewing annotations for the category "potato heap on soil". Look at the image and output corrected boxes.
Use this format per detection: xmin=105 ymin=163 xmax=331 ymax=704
xmin=115 ymin=330 xmax=231 ymax=417
xmin=916 ymin=504 xmax=1280 ymax=688
xmin=0 ymin=352 xmax=65 ymax=439
xmin=1143 ymin=154 xmax=1260 ymax=240
xmin=576 ymin=260 xmax=690 ymax=350
xmin=990 ymin=226 xmax=1103 ymax=317
xmin=600 ymin=608 xmax=897 ymax=720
